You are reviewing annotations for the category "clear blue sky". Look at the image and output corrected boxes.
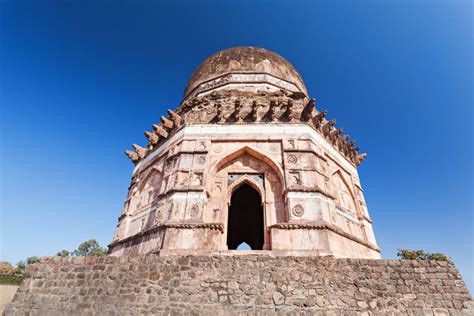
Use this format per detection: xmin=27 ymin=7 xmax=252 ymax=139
xmin=1 ymin=0 xmax=472 ymax=290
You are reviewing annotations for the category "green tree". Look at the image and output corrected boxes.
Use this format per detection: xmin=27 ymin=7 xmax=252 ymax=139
xmin=397 ymin=249 xmax=454 ymax=266
xmin=425 ymin=252 xmax=454 ymax=266
xmin=56 ymin=250 xmax=70 ymax=257
xmin=72 ymin=239 xmax=107 ymax=257
xmin=397 ymin=249 xmax=425 ymax=260
xmin=15 ymin=261 xmax=26 ymax=275
xmin=26 ymin=256 xmax=40 ymax=265
xmin=1 ymin=258 xmax=39 ymax=285
xmin=0 ymin=261 xmax=14 ymax=275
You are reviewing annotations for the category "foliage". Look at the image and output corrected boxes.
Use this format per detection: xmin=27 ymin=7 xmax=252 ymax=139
xmin=56 ymin=250 xmax=70 ymax=257
xmin=0 ymin=259 xmax=39 ymax=285
xmin=0 ymin=274 xmax=23 ymax=285
xmin=0 ymin=261 xmax=15 ymax=275
xmin=71 ymin=239 xmax=107 ymax=257
xmin=425 ymin=252 xmax=455 ymax=266
xmin=0 ymin=239 xmax=107 ymax=286
xmin=397 ymin=249 xmax=454 ymax=266
xmin=15 ymin=261 xmax=27 ymax=275
xmin=26 ymin=256 xmax=40 ymax=265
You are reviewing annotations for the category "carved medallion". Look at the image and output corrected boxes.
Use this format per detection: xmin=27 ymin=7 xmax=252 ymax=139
xmin=292 ymin=204 xmax=304 ymax=217
xmin=213 ymin=144 xmax=223 ymax=153
xmin=197 ymin=156 xmax=206 ymax=165
xmin=287 ymin=154 xmax=298 ymax=164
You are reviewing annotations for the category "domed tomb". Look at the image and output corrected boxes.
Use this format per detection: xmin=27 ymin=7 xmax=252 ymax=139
xmin=112 ymin=46 xmax=379 ymax=260
xmin=182 ymin=46 xmax=308 ymax=102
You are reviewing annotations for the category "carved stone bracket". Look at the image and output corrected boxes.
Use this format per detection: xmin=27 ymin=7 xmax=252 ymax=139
xmin=125 ymin=90 xmax=366 ymax=167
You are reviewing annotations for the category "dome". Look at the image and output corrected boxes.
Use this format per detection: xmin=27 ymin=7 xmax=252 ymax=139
xmin=183 ymin=46 xmax=308 ymax=101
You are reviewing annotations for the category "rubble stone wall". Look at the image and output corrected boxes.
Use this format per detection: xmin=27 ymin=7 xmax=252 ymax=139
xmin=5 ymin=255 xmax=473 ymax=315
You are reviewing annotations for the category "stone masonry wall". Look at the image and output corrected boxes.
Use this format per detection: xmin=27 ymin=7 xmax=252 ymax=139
xmin=5 ymin=255 xmax=473 ymax=315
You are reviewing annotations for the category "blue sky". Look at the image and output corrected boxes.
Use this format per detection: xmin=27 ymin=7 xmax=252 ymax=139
xmin=0 ymin=0 xmax=472 ymax=290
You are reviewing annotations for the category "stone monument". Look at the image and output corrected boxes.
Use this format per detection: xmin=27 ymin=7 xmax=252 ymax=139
xmin=109 ymin=46 xmax=380 ymax=259
xmin=6 ymin=47 xmax=472 ymax=315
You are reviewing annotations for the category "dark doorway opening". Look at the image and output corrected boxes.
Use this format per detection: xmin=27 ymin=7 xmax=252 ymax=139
xmin=227 ymin=184 xmax=264 ymax=250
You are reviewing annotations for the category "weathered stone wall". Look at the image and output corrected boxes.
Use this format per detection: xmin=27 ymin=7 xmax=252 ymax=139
xmin=5 ymin=255 xmax=473 ymax=315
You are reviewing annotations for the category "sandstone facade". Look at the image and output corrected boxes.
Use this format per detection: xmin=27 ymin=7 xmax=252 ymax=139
xmin=5 ymin=255 xmax=473 ymax=315
xmin=110 ymin=47 xmax=380 ymax=258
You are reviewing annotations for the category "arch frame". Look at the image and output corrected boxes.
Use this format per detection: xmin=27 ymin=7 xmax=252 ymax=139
xmin=137 ymin=167 xmax=162 ymax=192
xmin=227 ymin=175 xmax=265 ymax=207
xmin=212 ymin=145 xmax=286 ymax=189
xmin=226 ymin=182 xmax=265 ymax=250
xmin=209 ymin=145 xmax=285 ymax=251
xmin=330 ymin=169 xmax=362 ymax=219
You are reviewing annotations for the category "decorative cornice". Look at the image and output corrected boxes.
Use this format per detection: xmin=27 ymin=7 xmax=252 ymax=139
xmin=167 ymin=149 xmax=208 ymax=159
xmin=166 ymin=222 xmax=224 ymax=232
xmin=155 ymin=188 xmax=205 ymax=199
xmin=183 ymin=71 xmax=305 ymax=101
xmin=286 ymin=186 xmax=336 ymax=200
xmin=269 ymin=221 xmax=381 ymax=253
xmin=108 ymin=222 xmax=224 ymax=248
xmin=284 ymin=147 xmax=327 ymax=162
xmin=124 ymin=90 xmax=366 ymax=167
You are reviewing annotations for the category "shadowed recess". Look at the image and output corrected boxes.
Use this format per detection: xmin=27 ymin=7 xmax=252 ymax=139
xmin=227 ymin=184 xmax=264 ymax=250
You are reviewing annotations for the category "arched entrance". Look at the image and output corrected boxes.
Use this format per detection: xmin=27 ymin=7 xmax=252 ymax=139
xmin=227 ymin=184 xmax=264 ymax=250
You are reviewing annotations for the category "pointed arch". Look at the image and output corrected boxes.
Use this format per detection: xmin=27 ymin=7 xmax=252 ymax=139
xmin=227 ymin=183 xmax=264 ymax=250
xmin=331 ymin=170 xmax=357 ymax=212
xmin=129 ymin=167 xmax=163 ymax=214
xmin=227 ymin=175 xmax=265 ymax=205
xmin=330 ymin=170 xmax=355 ymax=200
xmin=213 ymin=145 xmax=285 ymax=186
xmin=138 ymin=167 xmax=162 ymax=191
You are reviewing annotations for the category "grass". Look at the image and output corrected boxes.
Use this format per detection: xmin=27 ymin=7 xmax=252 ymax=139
xmin=0 ymin=274 xmax=24 ymax=285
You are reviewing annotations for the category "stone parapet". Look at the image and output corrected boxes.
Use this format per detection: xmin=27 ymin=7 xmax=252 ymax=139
xmin=5 ymin=255 xmax=472 ymax=315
